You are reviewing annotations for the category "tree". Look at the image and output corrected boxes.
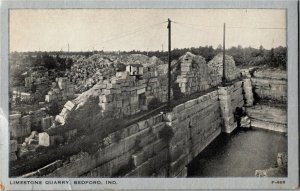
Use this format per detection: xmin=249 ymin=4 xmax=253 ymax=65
xmin=258 ymin=45 xmax=264 ymax=57
xmin=215 ymin=44 xmax=223 ymax=54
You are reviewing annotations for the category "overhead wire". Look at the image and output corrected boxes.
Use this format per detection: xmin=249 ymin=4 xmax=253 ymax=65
xmin=85 ymin=21 xmax=167 ymax=50
xmin=172 ymin=20 xmax=286 ymax=30
xmin=82 ymin=19 xmax=285 ymax=51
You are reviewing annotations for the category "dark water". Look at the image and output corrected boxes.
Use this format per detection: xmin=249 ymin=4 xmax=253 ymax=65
xmin=187 ymin=128 xmax=287 ymax=177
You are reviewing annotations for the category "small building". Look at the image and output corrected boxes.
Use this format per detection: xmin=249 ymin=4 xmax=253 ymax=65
xmin=126 ymin=64 xmax=144 ymax=76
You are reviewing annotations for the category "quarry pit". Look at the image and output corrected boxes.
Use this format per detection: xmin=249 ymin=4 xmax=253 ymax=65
xmin=9 ymin=52 xmax=287 ymax=178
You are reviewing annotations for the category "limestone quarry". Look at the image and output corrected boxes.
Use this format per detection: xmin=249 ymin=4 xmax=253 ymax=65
xmin=9 ymin=52 xmax=287 ymax=178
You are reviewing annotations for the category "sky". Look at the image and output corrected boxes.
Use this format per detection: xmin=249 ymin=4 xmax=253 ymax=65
xmin=10 ymin=9 xmax=286 ymax=52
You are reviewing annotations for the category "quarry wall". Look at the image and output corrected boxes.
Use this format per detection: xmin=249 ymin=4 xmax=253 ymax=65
xmin=11 ymin=52 xmax=287 ymax=178
xmin=246 ymin=105 xmax=287 ymax=133
xmin=251 ymin=69 xmax=287 ymax=102
xmin=25 ymin=82 xmax=245 ymax=178
xmin=218 ymin=81 xmax=244 ymax=133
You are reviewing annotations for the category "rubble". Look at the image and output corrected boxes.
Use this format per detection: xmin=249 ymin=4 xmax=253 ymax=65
xmin=175 ymin=52 xmax=221 ymax=95
xmin=39 ymin=132 xmax=50 ymax=147
xmin=41 ymin=116 xmax=54 ymax=130
xmin=255 ymin=152 xmax=287 ymax=177
xmin=9 ymin=140 xmax=18 ymax=161
xmin=207 ymin=53 xmax=240 ymax=82
xmin=9 ymin=113 xmax=31 ymax=141
xmin=56 ymin=54 xmax=169 ymax=127
xmin=24 ymin=131 xmax=38 ymax=145
xmin=66 ymin=54 xmax=165 ymax=93
xmin=240 ymin=116 xmax=251 ymax=128
xmin=45 ymin=77 xmax=75 ymax=102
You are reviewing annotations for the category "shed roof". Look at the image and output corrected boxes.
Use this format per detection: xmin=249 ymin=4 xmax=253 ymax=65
xmin=128 ymin=63 xmax=143 ymax=67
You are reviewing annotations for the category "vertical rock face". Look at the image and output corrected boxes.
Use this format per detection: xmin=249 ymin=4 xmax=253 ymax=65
xmin=242 ymin=78 xmax=254 ymax=106
xmin=246 ymin=105 xmax=287 ymax=133
xmin=218 ymin=81 xmax=244 ymax=133
xmin=176 ymin=52 xmax=221 ymax=95
xmin=165 ymin=90 xmax=222 ymax=177
xmin=251 ymin=68 xmax=287 ymax=102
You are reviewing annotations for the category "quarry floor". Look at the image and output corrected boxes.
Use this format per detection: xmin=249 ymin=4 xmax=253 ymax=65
xmin=187 ymin=128 xmax=287 ymax=177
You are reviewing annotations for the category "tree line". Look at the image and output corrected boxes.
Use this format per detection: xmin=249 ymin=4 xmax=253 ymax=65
xmin=127 ymin=45 xmax=287 ymax=69
xmin=10 ymin=45 xmax=287 ymax=72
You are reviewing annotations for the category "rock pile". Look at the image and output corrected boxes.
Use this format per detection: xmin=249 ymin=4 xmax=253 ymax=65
xmin=66 ymin=55 xmax=119 ymax=92
xmin=9 ymin=113 xmax=31 ymax=141
xmin=255 ymin=152 xmax=287 ymax=177
xmin=45 ymin=77 xmax=75 ymax=102
xmin=176 ymin=52 xmax=221 ymax=95
xmin=54 ymin=54 xmax=169 ymax=126
xmin=66 ymin=54 xmax=165 ymax=93
xmin=208 ymin=53 xmax=240 ymax=82
xmin=10 ymin=140 xmax=18 ymax=161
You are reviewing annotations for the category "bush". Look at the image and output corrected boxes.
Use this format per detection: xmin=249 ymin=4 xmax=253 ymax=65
xmin=47 ymin=101 xmax=60 ymax=116
xmin=148 ymin=97 xmax=162 ymax=110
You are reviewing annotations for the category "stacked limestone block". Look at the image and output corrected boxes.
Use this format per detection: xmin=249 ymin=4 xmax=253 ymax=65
xmin=45 ymin=77 xmax=75 ymax=102
xmin=208 ymin=53 xmax=240 ymax=82
xmin=10 ymin=113 xmax=31 ymax=142
xmin=251 ymin=69 xmax=287 ymax=102
xmin=143 ymin=65 xmax=169 ymax=103
xmin=29 ymin=109 xmax=47 ymax=131
xmin=97 ymin=74 xmax=145 ymax=118
xmin=165 ymin=91 xmax=222 ymax=177
xmin=242 ymin=78 xmax=254 ymax=106
xmin=218 ymin=81 xmax=244 ymax=133
xmin=176 ymin=52 xmax=221 ymax=95
xmin=41 ymin=116 xmax=54 ymax=130
xmin=68 ymin=66 xmax=168 ymax=121
xmin=67 ymin=54 xmax=164 ymax=93
xmin=10 ymin=140 xmax=18 ymax=161
xmin=22 ymin=91 xmax=225 ymax=178
xmin=55 ymin=101 xmax=75 ymax=125
xmin=43 ymin=114 xmax=168 ymax=177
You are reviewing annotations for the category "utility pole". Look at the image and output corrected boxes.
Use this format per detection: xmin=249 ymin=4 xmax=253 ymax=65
xmin=68 ymin=43 xmax=70 ymax=53
xmin=162 ymin=44 xmax=164 ymax=52
xmin=167 ymin=18 xmax=171 ymax=109
xmin=222 ymin=22 xmax=226 ymax=86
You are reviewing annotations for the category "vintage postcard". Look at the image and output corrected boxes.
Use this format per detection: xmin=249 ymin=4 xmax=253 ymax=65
xmin=0 ymin=0 xmax=298 ymax=190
